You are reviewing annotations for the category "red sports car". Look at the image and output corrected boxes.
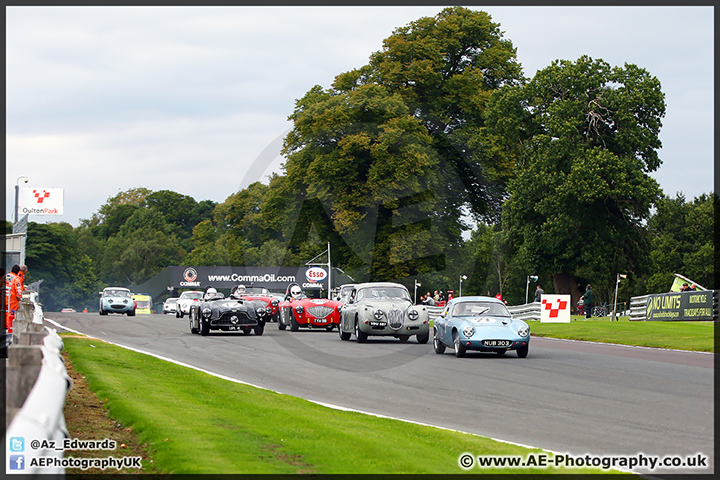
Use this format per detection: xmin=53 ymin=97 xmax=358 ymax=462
xmin=278 ymin=283 xmax=343 ymax=331
xmin=231 ymin=285 xmax=280 ymax=322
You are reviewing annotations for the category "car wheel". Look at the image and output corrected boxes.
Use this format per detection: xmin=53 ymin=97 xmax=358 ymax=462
xmin=453 ymin=331 xmax=466 ymax=358
xmin=355 ymin=318 xmax=367 ymax=343
xmin=254 ymin=323 xmax=265 ymax=336
xmin=190 ymin=318 xmax=199 ymax=335
xmin=99 ymin=308 xmax=107 ymax=316
xmin=200 ymin=319 xmax=209 ymax=336
xmin=496 ymin=349 xmax=507 ymax=355
xmin=290 ymin=314 xmax=300 ymax=332
xmin=241 ymin=327 xmax=252 ymax=335
xmin=398 ymin=335 xmax=410 ymax=342
xmin=177 ymin=310 xmax=184 ymax=319
xmin=517 ymin=345 xmax=529 ymax=358
xmin=127 ymin=309 xmax=136 ymax=317
xmin=433 ymin=329 xmax=446 ymax=354
xmin=339 ymin=322 xmax=351 ymax=341
xmin=416 ymin=332 xmax=429 ymax=344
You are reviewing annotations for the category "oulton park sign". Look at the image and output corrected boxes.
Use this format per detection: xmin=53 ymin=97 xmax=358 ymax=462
xmin=172 ymin=266 xmax=329 ymax=291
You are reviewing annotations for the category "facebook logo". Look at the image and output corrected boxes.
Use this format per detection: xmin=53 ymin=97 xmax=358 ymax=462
xmin=9 ymin=437 xmax=25 ymax=452
xmin=9 ymin=455 xmax=25 ymax=470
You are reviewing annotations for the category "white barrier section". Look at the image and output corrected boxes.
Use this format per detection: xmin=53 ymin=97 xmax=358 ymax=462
xmin=5 ymin=328 xmax=71 ymax=475
xmin=540 ymin=295 xmax=571 ymax=323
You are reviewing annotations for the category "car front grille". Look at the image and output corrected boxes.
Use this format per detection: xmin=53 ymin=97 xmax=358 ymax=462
xmin=216 ymin=312 xmax=257 ymax=327
xmin=307 ymin=305 xmax=334 ymax=319
xmin=387 ymin=309 xmax=403 ymax=329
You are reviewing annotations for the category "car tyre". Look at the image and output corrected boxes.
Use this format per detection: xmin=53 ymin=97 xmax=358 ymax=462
xmin=177 ymin=310 xmax=184 ymax=319
xmin=254 ymin=323 xmax=265 ymax=336
xmin=416 ymin=332 xmax=429 ymax=344
xmin=290 ymin=314 xmax=300 ymax=332
xmin=517 ymin=345 xmax=529 ymax=358
xmin=433 ymin=329 xmax=446 ymax=354
xmin=127 ymin=309 xmax=136 ymax=317
xmin=338 ymin=323 xmax=351 ymax=341
xmin=200 ymin=319 xmax=209 ymax=336
xmin=398 ymin=335 xmax=410 ymax=342
xmin=453 ymin=331 xmax=466 ymax=358
xmin=355 ymin=318 xmax=367 ymax=343
xmin=99 ymin=308 xmax=107 ymax=316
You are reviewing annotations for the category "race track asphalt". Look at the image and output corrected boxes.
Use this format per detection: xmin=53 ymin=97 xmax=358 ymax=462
xmin=46 ymin=312 xmax=714 ymax=475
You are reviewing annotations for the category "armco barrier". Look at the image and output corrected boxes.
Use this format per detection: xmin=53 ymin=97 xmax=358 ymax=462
xmin=4 ymin=293 xmax=72 ymax=475
xmin=507 ymin=302 xmax=542 ymax=321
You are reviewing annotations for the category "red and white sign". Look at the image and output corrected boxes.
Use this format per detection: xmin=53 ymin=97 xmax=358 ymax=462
xmin=305 ymin=267 xmax=327 ymax=283
xmin=540 ymin=294 xmax=571 ymax=323
xmin=18 ymin=187 xmax=64 ymax=216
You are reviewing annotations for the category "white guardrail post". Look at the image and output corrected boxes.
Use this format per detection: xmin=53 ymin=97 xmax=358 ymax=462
xmin=4 ymin=293 xmax=72 ymax=475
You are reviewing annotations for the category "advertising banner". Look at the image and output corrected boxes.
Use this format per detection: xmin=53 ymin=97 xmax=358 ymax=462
xmin=645 ymin=291 xmax=714 ymax=321
xmin=17 ymin=187 xmax=64 ymax=216
xmin=540 ymin=294 xmax=571 ymax=323
xmin=172 ymin=266 xmax=328 ymax=292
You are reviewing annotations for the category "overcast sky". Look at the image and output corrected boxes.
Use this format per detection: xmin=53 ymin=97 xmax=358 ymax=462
xmin=5 ymin=5 xmax=714 ymax=227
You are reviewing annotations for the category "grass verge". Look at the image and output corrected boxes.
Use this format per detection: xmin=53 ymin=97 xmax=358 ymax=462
xmin=62 ymin=335 xmax=621 ymax=474
xmin=527 ymin=316 xmax=714 ymax=352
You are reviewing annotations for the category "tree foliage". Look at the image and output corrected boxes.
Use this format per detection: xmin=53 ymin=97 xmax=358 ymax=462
xmin=485 ymin=56 xmax=666 ymax=304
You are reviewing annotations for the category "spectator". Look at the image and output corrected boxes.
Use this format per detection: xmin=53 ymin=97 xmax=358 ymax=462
xmin=495 ymin=292 xmax=507 ymax=305
xmin=581 ymin=284 xmax=593 ymax=319
xmin=422 ymin=293 xmax=436 ymax=306
xmin=533 ymin=284 xmax=544 ymax=303
xmin=433 ymin=290 xmax=440 ymax=303
xmin=6 ymin=265 xmax=22 ymax=331
xmin=688 ymin=284 xmax=697 ymax=291
xmin=680 ymin=283 xmax=690 ymax=292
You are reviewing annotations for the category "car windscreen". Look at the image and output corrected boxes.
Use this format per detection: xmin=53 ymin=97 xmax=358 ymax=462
xmin=135 ymin=299 xmax=152 ymax=308
xmin=357 ymin=287 xmax=411 ymax=302
xmin=244 ymin=287 xmax=269 ymax=295
xmin=180 ymin=292 xmax=202 ymax=299
xmin=452 ymin=301 xmax=511 ymax=317
xmin=105 ymin=290 xmax=130 ymax=298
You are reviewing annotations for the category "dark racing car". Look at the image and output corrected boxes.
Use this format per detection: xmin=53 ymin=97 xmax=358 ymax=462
xmin=189 ymin=286 xmax=268 ymax=336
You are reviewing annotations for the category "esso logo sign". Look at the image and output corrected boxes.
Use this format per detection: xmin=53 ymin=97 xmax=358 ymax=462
xmin=305 ymin=267 xmax=327 ymax=283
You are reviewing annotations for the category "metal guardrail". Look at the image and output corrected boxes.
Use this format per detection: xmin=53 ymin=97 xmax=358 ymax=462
xmin=507 ymin=302 xmax=542 ymax=321
xmin=4 ymin=293 xmax=72 ymax=475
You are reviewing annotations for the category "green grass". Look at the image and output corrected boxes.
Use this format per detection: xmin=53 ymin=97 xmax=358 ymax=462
xmin=63 ymin=336 xmax=622 ymax=475
xmin=527 ymin=316 xmax=714 ymax=352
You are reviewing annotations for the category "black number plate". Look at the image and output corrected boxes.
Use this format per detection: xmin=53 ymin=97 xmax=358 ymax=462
xmin=482 ymin=340 xmax=511 ymax=347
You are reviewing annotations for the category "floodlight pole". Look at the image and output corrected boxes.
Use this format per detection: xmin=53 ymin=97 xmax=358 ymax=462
xmin=612 ymin=273 xmax=626 ymax=321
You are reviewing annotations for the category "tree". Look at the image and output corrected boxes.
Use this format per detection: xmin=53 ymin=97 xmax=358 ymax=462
xmin=341 ymin=6 xmax=524 ymax=224
xmin=644 ymin=192 xmax=715 ymax=292
xmin=280 ymin=8 xmax=524 ymax=282
xmin=486 ymin=56 xmax=666 ymax=305
xmin=24 ymin=222 xmax=102 ymax=311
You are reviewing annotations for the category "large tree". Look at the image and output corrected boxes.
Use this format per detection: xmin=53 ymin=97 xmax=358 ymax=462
xmin=280 ymin=7 xmax=524 ymax=283
xmin=485 ymin=55 xmax=666 ymax=304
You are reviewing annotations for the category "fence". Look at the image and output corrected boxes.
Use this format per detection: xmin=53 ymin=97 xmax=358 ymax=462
xmin=4 ymin=292 xmax=72 ymax=475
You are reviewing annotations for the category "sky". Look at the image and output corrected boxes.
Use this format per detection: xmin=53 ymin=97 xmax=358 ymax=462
xmin=5 ymin=5 xmax=714 ymax=228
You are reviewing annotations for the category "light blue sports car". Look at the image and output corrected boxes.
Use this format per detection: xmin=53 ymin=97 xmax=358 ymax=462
xmin=433 ymin=296 xmax=529 ymax=357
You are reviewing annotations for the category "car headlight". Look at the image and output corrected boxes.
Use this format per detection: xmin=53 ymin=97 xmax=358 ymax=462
xmin=295 ymin=305 xmax=304 ymax=314
xmin=270 ymin=298 xmax=279 ymax=307
xmin=462 ymin=325 xmax=475 ymax=338
xmin=374 ymin=309 xmax=384 ymax=320
xmin=202 ymin=308 xmax=212 ymax=318
xmin=518 ymin=325 xmax=530 ymax=337
xmin=256 ymin=306 xmax=267 ymax=316
xmin=407 ymin=309 xmax=419 ymax=320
